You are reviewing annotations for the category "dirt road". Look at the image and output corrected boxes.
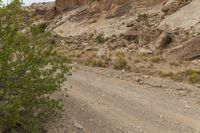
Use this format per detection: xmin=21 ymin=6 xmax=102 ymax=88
xmin=47 ymin=66 xmax=200 ymax=133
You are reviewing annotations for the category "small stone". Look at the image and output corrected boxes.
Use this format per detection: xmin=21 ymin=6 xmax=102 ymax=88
xmin=101 ymin=94 xmax=105 ymax=97
xmin=185 ymin=105 xmax=190 ymax=108
xmin=138 ymin=48 xmax=153 ymax=55
xmin=126 ymin=21 xmax=135 ymax=27
xmin=122 ymin=69 xmax=125 ymax=72
xmin=115 ymin=75 xmax=120 ymax=78
xmin=97 ymin=48 xmax=106 ymax=58
xmin=74 ymin=122 xmax=84 ymax=130
xmin=106 ymin=74 xmax=110 ymax=77
xmin=192 ymin=60 xmax=200 ymax=66
xmin=195 ymin=84 xmax=200 ymax=88
xmin=135 ymin=78 xmax=142 ymax=83
xmin=143 ymin=75 xmax=149 ymax=79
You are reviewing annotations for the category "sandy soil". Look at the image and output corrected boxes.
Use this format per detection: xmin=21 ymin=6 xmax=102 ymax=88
xmin=46 ymin=66 xmax=200 ymax=133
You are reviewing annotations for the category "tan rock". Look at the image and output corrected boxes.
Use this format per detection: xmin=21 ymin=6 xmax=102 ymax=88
xmin=31 ymin=2 xmax=54 ymax=16
xmin=97 ymin=48 xmax=106 ymax=58
xmin=165 ymin=36 xmax=200 ymax=60
xmin=162 ymin=0 xmax=179 ymax=15
xmin=124 ymin=30 xmax=139 ymax=41
xmin=160 ymin=0 xmax=200 ymax=30
xmin=162 ymin=0 xmax=192 ymax=15
xmin=138 ymin=48 xmax=153 ymax=55
xmin=154 ymin=31 xmax=173 ymax=50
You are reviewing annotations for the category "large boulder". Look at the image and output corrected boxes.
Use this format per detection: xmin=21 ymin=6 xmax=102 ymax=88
xmin=154 ymin=25 xmax=173 ymax=50
xmin=165 ymin=36 xmax=200 ymax=61
xmin=154 ymin=31 xmax=173 ymax=50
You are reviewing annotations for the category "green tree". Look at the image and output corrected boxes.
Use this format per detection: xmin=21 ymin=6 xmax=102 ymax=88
xmin=0 ymin=0 xmax=70 ymax=132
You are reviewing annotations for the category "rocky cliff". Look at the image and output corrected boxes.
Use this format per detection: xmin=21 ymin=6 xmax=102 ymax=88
xmin=51 ymin=0 xmax=165 ymax=19
xmin=29 ymin=0 xmax=200 ymax=85
xmin=55 ymin=0 xmax=164 ymax=12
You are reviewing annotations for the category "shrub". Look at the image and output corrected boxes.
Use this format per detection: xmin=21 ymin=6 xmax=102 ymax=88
xmin=171 ymin=73 xmax=183 ymax=82
xmin=90 ymin=58 xmax=106 ymax=67
xmin=0 ymin=1 xmax=70 ymax=132
xmin=159 ymin=71 xmax=173 ymax=78
xmin=113 ymin=52 xmax=128 ymax=70
xmin=136 ymin=13 xmax=150 ymax=25
xmin=159 ymin=69 xmax=200 ymax=84
xmin=186 ymin=69 xmax=200 ymax=84
xmin=30 ymin=22 xmax=49 ymax=35
xmin=150 ymin=56 xmax=161 ymax=63
xmin=95 ymin=34 xmax=107 ymax=44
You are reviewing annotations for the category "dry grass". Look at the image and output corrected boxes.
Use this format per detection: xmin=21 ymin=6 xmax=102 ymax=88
xmin=90 ymin=58 xmax=106 ymax=67
xmin=159 ymin=69 xmax=200 ymax=84
xmin=150 ymin=56 xmax=161 ymax=63
xmin=113 ymin=52 xmax=128 ymax=70
xmin=186 ymin=69 xmax=200 ymax=84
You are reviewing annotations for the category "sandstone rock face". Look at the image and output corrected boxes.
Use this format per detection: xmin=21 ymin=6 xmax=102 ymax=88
xmin=55 ymin=0 xmax=129 ymax=12
xmin=155 ymin=31 xmax=173 ymax=50
xmin=43 ymin=0 xmax=164 ymax=19
xmin=50 ymin=0 xmax=164 ymax=37
xmin=162 ymin=0 xmax=179 ymax=15
xmin=55 ymin=0 xmax=132 ymax=19
xmin=165 ymin=36 xmax=200 ymax=61
xmin=55 ymin=0 xmax=86 ymax=12
xmin=160 ymin=0 xmax=200 ymax=30
xmin=53 ymin=0 xmax=164 ymax=18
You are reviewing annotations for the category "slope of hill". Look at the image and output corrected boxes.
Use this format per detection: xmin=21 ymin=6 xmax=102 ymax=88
xmin=31 ymin=0 xmax=200 ymax=84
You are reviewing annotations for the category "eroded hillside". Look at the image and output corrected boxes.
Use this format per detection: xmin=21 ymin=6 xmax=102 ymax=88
xmin=31 ymin=0 xmax=200 ymax=84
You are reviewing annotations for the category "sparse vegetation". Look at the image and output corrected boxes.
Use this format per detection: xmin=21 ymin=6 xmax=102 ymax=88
xmin=37 ymin=22 xmax=49 ymax=32
xmin=150 ymin=56 xmax=161 ymax=63
xmin=186 ymin=69 xmax=200 ymax=83
xmin=136 ymin=13 xmax=150 ymax=25
xmin=159 ymin=69 xmax=200 ymax=84
xmin=90 ymin=58 xmax=106 ymax=67
xmin=159 ymin=71 xmax=174 ymax=78
xmin=95 ymin=34 xmax=108 ymax=44
xmin=136 ymin=53 xmax=148 ymax=61
xmin=113 ymin=52 xmax=128 ymax=70
xmin=171 ymin=73 xmax=183 ymax=82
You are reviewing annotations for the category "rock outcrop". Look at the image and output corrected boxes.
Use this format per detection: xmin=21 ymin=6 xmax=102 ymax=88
xmin=160 ymin=0 xmax=200 ymax=30
xmin=55 ymin=0 xmax=87 ymax=12
xmin=31 ymin=2 xmax=54 ymax=16
xmin=55 ymin=0 xmax=132 ymax=19
xmin=165 ymin=36 xmax=200 ymax=60
xmin=162 ymin=0 xmax=192 ymax=15
xmin=45 ymin=0 xmax=165 ymax=20
xmin=154 ymin=25 xmax=173 ymax=50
